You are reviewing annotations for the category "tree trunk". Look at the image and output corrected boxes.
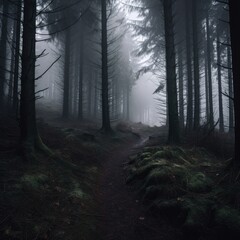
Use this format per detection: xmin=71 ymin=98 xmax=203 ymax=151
xmin=78 ymin=33 xmax=84 ymax=120
xmin=229 ymin=0 xmax=240 ymax=165
xmin=126 ymin=85 xmax=130 ymax=121
xmin=178 ymin=47 xmax=184 ymax=129
xmin=88 ymin=69 xmax=92 ymax=118
xmin=94 ymin=69 xmax=98 ymax=118
xmin=185 ymin=0 xmax=193 ymax=131
xmin=8 ymin=29 xmax=15 ymax=108
xmin=122 ymin=88 xmax=127 ymax=120
xmin=228 ymin=44 xmax=234 ymax=134
xmin=73 ymin=50 xmax=79 ymax=116
xmin=115 ymin=79 xmax=120 ymax=119
xmin=62 ymin=29 xmax=71 ymax=119
xmin=111 ymin=79 xmax=115 ymax=119
xmin=216 ymin=26 xmax=224 ymax=132
xmin=13 ymin=0 xmax=21 ymax=116
xmin=192 ymin=0 xmax=200 ymax=130
xmin=204 ymin=39 xmax=209 ymax=123
xmin=163 ymin=0 xmax=180 ymax=144
xmin=20 ymin=0 xmax=49 ymax=157
xmin=206 ymin=12 xmax=214 ymax=128
xmin=101 ymin=0 xmax=112 ymax=133
xmin=0 ymin=0 xmax=9 ymax=109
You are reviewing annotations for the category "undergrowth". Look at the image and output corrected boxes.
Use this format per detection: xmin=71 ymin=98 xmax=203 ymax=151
xmin=0 ymin=119 xmax=139 ymax=240
xmin=126 ymin=145 xmax=240 ymax=240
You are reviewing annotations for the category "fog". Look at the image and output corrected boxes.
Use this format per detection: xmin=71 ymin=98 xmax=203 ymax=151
xmin=2 ymin=0 xmax=231 ymax=133
xmin=34 ymin=2 xmax=163 ymax=126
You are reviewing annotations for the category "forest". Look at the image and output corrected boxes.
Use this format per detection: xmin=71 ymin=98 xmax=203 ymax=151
xmin=0 ymin=0 xmax=240 ymax=239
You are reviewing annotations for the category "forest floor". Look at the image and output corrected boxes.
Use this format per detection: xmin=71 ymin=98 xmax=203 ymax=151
xmin=0 ymin=106 xmax=239 ymax=240
xmin=96 ymin=129 xmax=184 ymax=240
xmin=0 ymin=108 xmax=172 ymax=240
xmin=94 ymin=128 xmax=181 ymax=240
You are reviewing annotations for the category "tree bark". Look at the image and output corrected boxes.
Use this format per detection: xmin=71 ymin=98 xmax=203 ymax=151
xmin=78 ymin=33 xmax=84 ymax=120
xmin=12 ymin=0 xmax=22 ymax=115
xmin=126 ymin=85 xmax=130 ymax=121
xmin=88 ymin=68 xmax=92 ymax=118
xmin=62 ymin=29 xmax=71 ymax=119
xmin=216 ymin=26 xmax=224 ymax=132
xmin=178 ymin=47 xmax=184 ymax=129
xmin=163 ymin=0 xmax=180 ymax=144
xmin=0 ymin=0 xmax=9 ymax=109
xmin=101 ymin=0 xmax=112 ymax=133
xmin=73 ymin=50 xmax=79 ymax=116
xmin=229 ymin=0 xmax=240 ymax=164
xmin=206 ymin=12 xmax=214 ymax=128
xmin=228 ymin=44 xmax=234 ymax=134
xmin=192 ymin=0 xmax=200 ymax=130
xmin=185 ymin=0 xmax=193 ymax=131
xmin=94 ymin=69 xmax=98 ymax=118
xmin=20 ymin=0 xmax=49 ymax=157
xmin=8 ymin=26 xmax=16 ymax=108
xmin=204 ymin=39 xmax=209 ymax=123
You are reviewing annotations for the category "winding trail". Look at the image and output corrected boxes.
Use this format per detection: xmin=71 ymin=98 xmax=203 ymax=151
xmin=95 ymin=137 xmax=177 ymax=240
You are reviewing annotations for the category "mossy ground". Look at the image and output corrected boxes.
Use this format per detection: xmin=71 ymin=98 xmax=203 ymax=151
xmin=0 ymin=117 xmax=140 ymax=240
xmin=126 ymin=145 xmax=240 ymax=239
xmin=1 ymin=114 xmax=238 ymax=240
xmin=0 ymin=125 xmax=98 ymax=239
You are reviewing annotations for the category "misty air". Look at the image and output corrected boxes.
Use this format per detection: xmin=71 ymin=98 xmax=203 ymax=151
xmin=0 ymin=0 xmax=240 ymax=240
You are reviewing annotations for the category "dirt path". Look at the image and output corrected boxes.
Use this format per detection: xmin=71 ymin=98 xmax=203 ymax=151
xmin=95 ymin=138 xmax=177 ymax=240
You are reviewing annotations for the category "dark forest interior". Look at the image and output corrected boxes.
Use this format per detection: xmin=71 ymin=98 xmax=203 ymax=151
xmin=1 ymin=0 xmax=240 ymax=239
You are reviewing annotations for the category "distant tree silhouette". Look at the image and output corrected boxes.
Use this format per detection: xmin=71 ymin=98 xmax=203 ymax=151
xmin=101 ymin=0 xmax=112 ymax=133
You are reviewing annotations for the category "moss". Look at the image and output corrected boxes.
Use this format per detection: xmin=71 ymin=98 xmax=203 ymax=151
xmin=126 ymin=161 xmax=168 ymax=183
xmin=143 ymin=146 xmax=163 ymax=153
xmin=126 ymin=144 xmax=232 ymax=236
xmin=21 ymin=173 xmax=48 ymax=189
xmin=187 ymin=172 xmax=212 ymax=193
xmin=137 ymin=157 xmax=153 ymax=167
xmin=140 ymin=152 xmax=152 ymax=159
xmin=143 ymin=167 xmax=174 ymax=187
xmin=171 ymin=164 xmax=189 ymax=183
xmin=70 ymin=188 xmax=88 ymax=199
xmin=143 ymin=185 xmax=184 ymax=201
xmin=138 ymin=158 xmax=168 ymax=168
xmin=172 ymin=147 xmax=188 ymax=158
xmin=69 ymin=181 xmax=89 ymax=200
xmin=182 ymin=198 xmax=214 ymax=237
xmin=152 ymin=147 xmax=187 ymax=161
xmin=152 ymin=150 xmax=167 ymax=159
xmin=141 ymin=164 xmax=189 ymax=196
